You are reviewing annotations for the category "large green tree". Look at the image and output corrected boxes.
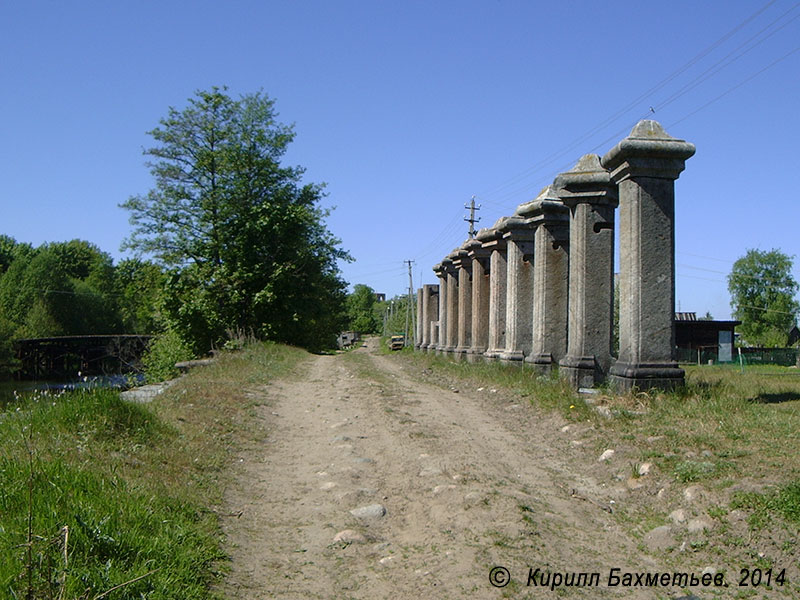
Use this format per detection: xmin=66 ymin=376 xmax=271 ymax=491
xmin=347 ymin=284 xmax=380 ymax=334
xmin=0 ymin=240 xmax=122 ymax=338
xmin=121 ymin=88 xmax=350 ymax=351
xmin=728 ymin=248 xmax=799 ymax=347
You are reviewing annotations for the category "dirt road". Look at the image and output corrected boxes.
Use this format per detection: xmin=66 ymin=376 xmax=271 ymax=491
xmin=219 ymin=339 xmax=674 ymax=599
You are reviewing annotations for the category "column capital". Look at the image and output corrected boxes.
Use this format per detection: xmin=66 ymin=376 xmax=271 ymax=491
xmin=465 ymin=237 xmax=491 ymax=260
xmin=516 ymin=185 xmax=570 ymax=224
xmin=477 ymin=225 xmax=506 ymax=250
xmin=601 ymin=120 xmax=695 ymax=182
xmin=554 ymin=154 xmax=618 ymax=209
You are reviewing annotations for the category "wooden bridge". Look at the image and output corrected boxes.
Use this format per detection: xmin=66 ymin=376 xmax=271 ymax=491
xmin=14 ymin=335 xmax=152 ymax=379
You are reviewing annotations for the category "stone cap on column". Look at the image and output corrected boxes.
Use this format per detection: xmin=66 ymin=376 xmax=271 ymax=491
xmin=476 ymin=224 xmax=506 ymax=250
xmin=451 ymin=242 xmax=471 ymax=268
xmin=601 ymin=120 xmax=695 ymax=182
xmin=497 ymin=213 xmax=535 ymax=239
xmin=516 ymin=185 xmax=570 ymax=222
xmin=464 ymin=237 xmax=490 ymax=259
xmin=554 ymin=154 xmax=618 ymax=208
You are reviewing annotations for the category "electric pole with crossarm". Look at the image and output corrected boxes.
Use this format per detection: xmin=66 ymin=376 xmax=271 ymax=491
xmin=464 ymin=196 xmax=481 ymax=238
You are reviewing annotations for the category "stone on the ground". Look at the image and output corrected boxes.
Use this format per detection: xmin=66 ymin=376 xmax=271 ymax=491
xmin=598 ymin=449 xmax=615 ymax=462
xmin=643 ymin=525 xmax=676 ymax=551
xmin=350 ymin=504 xmax=387 ymax=520
xmin=687 ymin=517 xmax=714 ymax=534
xmin=333 ymin=529 xmax=367 ymax=543
xmin=668 ymin=508 xmax=688 ymax=524
xmin=683 ymin=485 xmax=705 ymax=503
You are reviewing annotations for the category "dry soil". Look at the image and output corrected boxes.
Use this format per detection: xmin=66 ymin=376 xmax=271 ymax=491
xmin=218 ymin=339 xmax=731 ymax=599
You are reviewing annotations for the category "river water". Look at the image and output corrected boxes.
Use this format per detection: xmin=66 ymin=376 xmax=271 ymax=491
xmin=0 ymin=374 xmax=145 ymax=407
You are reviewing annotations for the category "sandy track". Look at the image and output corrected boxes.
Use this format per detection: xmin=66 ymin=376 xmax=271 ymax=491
xmin=219 ymin=339 xmax=667 ymax=599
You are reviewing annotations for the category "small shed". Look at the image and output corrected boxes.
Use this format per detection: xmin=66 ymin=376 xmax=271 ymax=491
xmin=675 ymin=313 xmax=740 ymax=363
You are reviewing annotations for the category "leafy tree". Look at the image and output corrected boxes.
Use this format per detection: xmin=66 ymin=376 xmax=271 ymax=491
xmin=381 ymin=294 xmax=415 ymax=337
xmin=115 ymin=258 xmax=165 ymax=334
xmin=728 ymin=248 xmax=799 ymax=347
xmin=347 ymin=284 xmax=380 ymax=333
xmin=0 ymin=235 xmax=33 ymax=275
xmin=121 ymin=87 xmax=350 ymax=351
xmin=0 ymin=241 xmax=121 ymax=339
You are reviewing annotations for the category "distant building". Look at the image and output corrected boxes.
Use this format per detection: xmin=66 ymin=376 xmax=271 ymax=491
xmin=374 ymin=293 xmax=386 ymax=302
xmin=675 ymin=312 xmax=740 ymax=363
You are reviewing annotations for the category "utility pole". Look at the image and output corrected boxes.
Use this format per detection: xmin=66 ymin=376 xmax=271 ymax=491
xmin=464 ymin=195 xmax=481 ymax=238
xmin=404 ymin=260 xmax=415 ymax=347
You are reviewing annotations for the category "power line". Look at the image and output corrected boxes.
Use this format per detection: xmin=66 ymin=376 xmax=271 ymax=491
xmin=470 ymin=0 xmax=798 ymax=211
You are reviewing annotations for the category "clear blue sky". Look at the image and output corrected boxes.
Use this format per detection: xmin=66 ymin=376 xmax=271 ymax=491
xmin=2 ymin=0 xmax=799 ymax=321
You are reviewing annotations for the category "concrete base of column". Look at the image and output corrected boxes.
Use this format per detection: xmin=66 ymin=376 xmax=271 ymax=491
xmin=559 ymin=355 xmax=604 ymax=389
xmin=499 ymin=351 xmax=525 ymax=363
xmin=609 ymin=361 xmax=685 ymax=392
xmin=465 ymin=352 xmax=483 ymax=364
xmin=525 ymin=352 xmax=557 ymax=376
xmin=454 ymin=345 xmax=471 ymax=356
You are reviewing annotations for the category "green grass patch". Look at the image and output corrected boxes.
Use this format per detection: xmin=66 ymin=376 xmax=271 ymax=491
xmin=731 ymin=481 xmax=800 ymax=530
xmin=0 ymin=341 xmax=307 ymax=599
xmin=402 ymin=352 xmax=591 ymax=421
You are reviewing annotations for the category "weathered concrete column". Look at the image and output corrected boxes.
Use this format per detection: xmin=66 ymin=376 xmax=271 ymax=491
xmin=601 ymin=120 xmax=695 ymax=391
xmin=443 ymin=254 xmax=460 ymax=353
xmin=432 ymin=262 xmax=448 ymax=352
xmin=515 ymin=186 xmax=570 ymax=374
xmin=555 ymin=155 xmax=618 ymax=387
xmin=415 ymin=288 xmax=424 ymax=349
xmin=466 ymin=238 xmax=490 ymax=359
xmin=430 ymin=321 xmax=439 ymax=351
xmin=419 ymin=284 xmax=439 ymax=350
xmin=479 ymin=226 xmax=507 ymax=360
xmin=500 ymin=217 xmax=535 ymax=363
xmin=453 ymin=246 xmax=473 ymax=356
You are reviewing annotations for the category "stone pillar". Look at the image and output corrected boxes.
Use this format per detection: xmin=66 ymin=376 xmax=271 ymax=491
xmin=515 ymin=186 xmax=570 ymax=374
xmin=432 ymin=263 xmax=448 ymax=352
xmin=454 ymin=247 xmax=473 ymax=356
xmin=443 ymin=255 xmax=460 ymax=353
xmin=419 ymin=284 xmax=439 ymax=350
xmin=479 ymin=226 xmax=507 ymax=360
xmin=601 ymin=120 xmax=695 ymax=391
xmin=555 ymin=155 xmax=618 ymax=388
xmin=501 ymin=217 xmax=535 ymax=363
xmin=466 ymin=238 xmax=490 ymax=359
xmin=415 ymin=288 xmax=423 ymax=349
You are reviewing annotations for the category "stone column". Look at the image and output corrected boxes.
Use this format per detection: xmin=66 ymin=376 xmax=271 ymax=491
xmin=443 ymin=255 xmax=460 ymax=353
xmin=454 ymin=247 xmax=473 ymax=356
xmin=415 ymin=288 xmax=423 ymax=349
xmin=466 ymin=238 xmax=490 ymax=359
xmin=516 ymin=186 xmax=570 ymax=374
xmin=479 ymin=226 xmax=507 ymax=360
xmin=555 ymin=155 xmax=618 ymax=388
xmin=432 ymin=262 xmax=448 ymax=353
xmin=419 ymin=284 xmax=439 ymax=350
xmin=601 ymin=120 xmax=695 ymax=391
xmin=500 ymin=217 xmax=535 ymax=363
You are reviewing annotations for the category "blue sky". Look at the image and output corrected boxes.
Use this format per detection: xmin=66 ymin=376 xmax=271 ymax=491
xmin=2 ymin=0 xmax=799 ymax=321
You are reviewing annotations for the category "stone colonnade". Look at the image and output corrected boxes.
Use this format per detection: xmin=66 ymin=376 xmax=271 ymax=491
xmin=417 ymin=120 xmax=694 ymax=391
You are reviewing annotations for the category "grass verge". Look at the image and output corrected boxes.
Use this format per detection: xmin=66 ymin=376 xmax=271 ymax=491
xmin=0 ymin=341 xmax=307 ymax=599
xmin=396 ymin=350 xmax=800 ymax=577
